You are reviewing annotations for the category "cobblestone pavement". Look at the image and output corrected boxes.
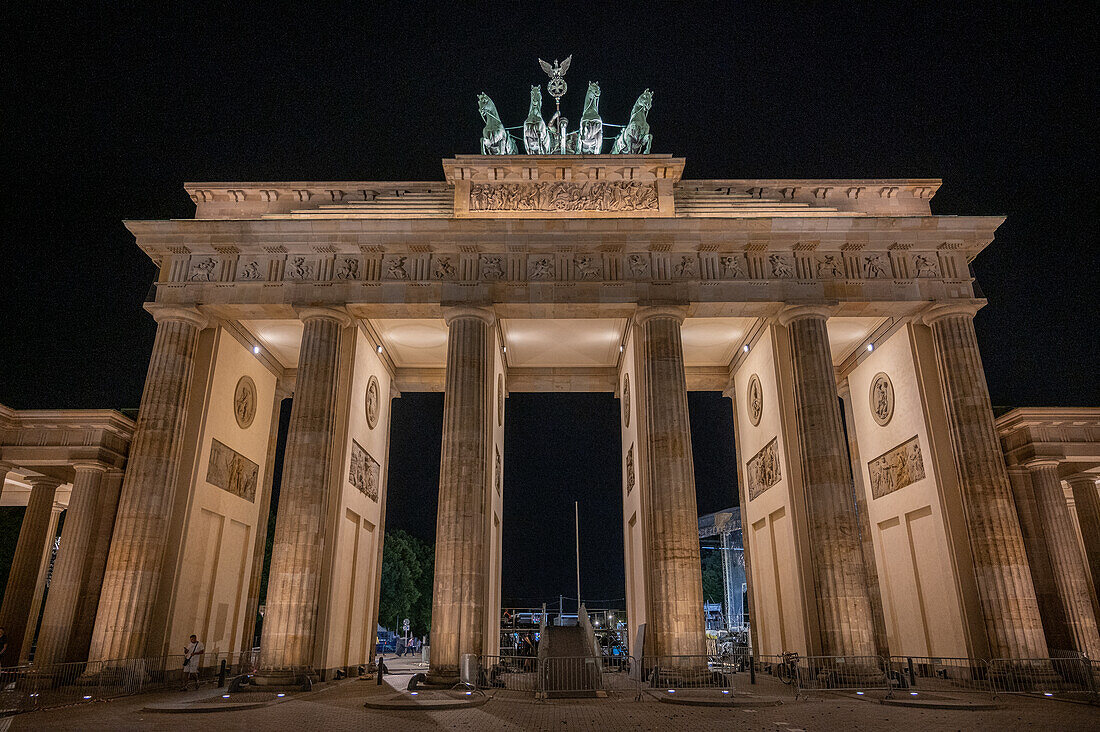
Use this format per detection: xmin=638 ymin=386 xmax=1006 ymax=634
xmin=6 ymin=657 xmax=1100 ymax=731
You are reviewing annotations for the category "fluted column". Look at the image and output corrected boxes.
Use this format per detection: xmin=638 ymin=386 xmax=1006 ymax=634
xmin=428 ymin=307 xmax=494 ymax=682
xmin=0 ymin=476 xmax=60 ymax=663
xmin=20 ymin=501 xmax=63 ymax=663
xmin=839 ymin=380 xmax=891 ymax=657
xmin=924 ymin=303 xmax=1047 ymax=658
xmin=33 ymin=463 xmax=109 ymax=667
xmin=636 ymin=306 xmax=707 ymax=659
xmin=257 ymin=308 xmax=348 ymax=678
xmin=779 ymin=305 xmax=876 ymax=657
xmin=1066 ymin=475 xmax=1100 ymax=594
xmin=1025 ymin=461 xmax=1100 ymax=657
xmin=86 ymin=306 xmax=206 ymax=662
xmin=239 ymin=381 xmax=291 ymax=659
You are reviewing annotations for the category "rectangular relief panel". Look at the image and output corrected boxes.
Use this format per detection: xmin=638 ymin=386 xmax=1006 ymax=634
xmin=206 ymin=438 xmax=258 ymax=502
xmin=349 ymin=439 xmax=381 ymax=502
xmin=868 ymin=435 xmax=926 ymax=499
xmin=747 ymin=437 xmax=782 ymax=501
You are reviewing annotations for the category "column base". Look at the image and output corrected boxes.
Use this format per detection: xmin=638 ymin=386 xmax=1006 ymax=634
xmin=249 ymin=669 xmax=316 ymax=691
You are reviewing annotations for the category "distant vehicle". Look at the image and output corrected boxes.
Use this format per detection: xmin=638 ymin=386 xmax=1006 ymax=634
xmin=375 ymin=631 xmax=399 ymax=654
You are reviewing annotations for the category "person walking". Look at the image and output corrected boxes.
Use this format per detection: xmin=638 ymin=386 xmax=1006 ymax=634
xmin=181 ymin=634 xmax=205 ymax=691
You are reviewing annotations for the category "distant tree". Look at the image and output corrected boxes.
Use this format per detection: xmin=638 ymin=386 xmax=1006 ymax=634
xmin=379 ymin=529 xmax=434 ymax=637
xmin=700 ymin=548 xmax=724 ymax=606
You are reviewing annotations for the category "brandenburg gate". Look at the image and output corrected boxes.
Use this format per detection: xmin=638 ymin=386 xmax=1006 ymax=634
xmin=3 ymin=71 xmax=1099 ymax=687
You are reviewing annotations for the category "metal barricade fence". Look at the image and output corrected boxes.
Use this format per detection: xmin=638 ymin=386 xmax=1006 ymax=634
xmin=988 ymin=656 xmax=1099 ymax=700
xmin=477 ymin=654 xmax=639 ymax=698
xmin=0 ymin=651 xmax=254 ymax=714
xmin=641 ymin=655 xmax=738 ymax=691
xmin=793 ymin=655 xmax=890 ymax=697
xmin=886 ymin=656 xmax=992 ymax=695
xmin=477 ymin=654 xmax=540 ymax=692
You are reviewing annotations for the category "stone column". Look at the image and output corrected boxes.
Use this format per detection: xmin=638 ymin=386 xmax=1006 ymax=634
xmin=1024 ymin=461 xmax=1100 ymax=657
xmin=68 ymin=469 xmax=124 ymax=663
xmin=1066 ymin=475 xmax=1100 ymax=594
xmin=635 ymin=306 xmax=707 ymax=660
xmin=0 ymin=476 xmax=60 ymax=664
xmin=428 ymin=307 xmax=494 ymax=682
xmin=87 ymin=306 xmax=207 ymax=663
xmin=258 ymin=308 xmax=349 ymax=678
xmin=239 ymin=381 xmax=291 ymax=660
xmin=839 ymin=380 xmax=891 ymax=657
xmin=33 ymin=463 xmax=109 ymax=667
xmin=20 ymin=500 xmax=63 ymax=663
xmin=923 ymin=303 xmax=1047 ymax=659
xmin=778 ymin=305 xmax=876 ymax=658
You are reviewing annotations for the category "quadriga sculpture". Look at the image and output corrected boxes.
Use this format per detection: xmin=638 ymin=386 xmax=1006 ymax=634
xmin=577 ymin=81 xmax=603 ymax=154
xmin=611 ymin=89 xmax=653 ymax=154
xmin=478 ymin=93 xmax=518 ymax=155
xmin=523 ymin=85 xmax=552 ymax=155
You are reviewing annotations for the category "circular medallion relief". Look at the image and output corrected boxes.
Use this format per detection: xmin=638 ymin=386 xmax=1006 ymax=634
xmin=747 ymin=374 xmax=763 ymax=426
xmin=366 ymin=375 xmax=380 ymax=429
xmin=497 ymin=374 xmax=504 ymax=426
xmin=233 ymin=375 xmax=257 ymax=429
xmin=622 ymin=374 xmax=631 ymax=428
xmin=869 ymin=372 xmax=895 ymax=426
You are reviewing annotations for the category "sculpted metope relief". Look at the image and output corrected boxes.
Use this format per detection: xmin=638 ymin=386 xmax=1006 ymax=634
xmin=366 ymin=375 xmax=380 ymax=430
xmin=870 ymin=372 xmax=895 ymax=426
xmin=234 ymin=376 xmax=257 ymax=429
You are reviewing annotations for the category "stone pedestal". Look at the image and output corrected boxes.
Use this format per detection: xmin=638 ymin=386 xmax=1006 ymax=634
xmin=1025 ymin=461 xmax=1100 ymax=657
xmin=1067 ymin=475 xmax=1100 ymax=594
xmin=257 ymin=308 xmax=349 ymax=680
xmin=924 ymin=303 xmax=1047 ymax=659
xmin=428 ymin=307 xmax=494 ymax=683
xmin=86 ymin=306 xmax=206 ymax=663
xmin=0 ymin=476 xmax=60 ymax=664
xmin=636 ymin=306 xmax=707 ymax=660
xmin=779 ymin=306 xmax=876 ymax=658
xmin=33 ymin=463 xmax=108 ymax=667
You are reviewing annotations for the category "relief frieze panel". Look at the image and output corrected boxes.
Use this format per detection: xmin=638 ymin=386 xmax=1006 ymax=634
xmin=349 ymin=439 xmax=380 ymax=501
xmin=207 ymin=247 xmax=946 ymax=287
xmin=469 ymin=181 xmax=659 ymax=212
xmin=868 ymin=435 xmax=926 ymax=499
xmin=747 ymin=437 xmax=781 ymax=501
xmin=206 ymin=438 xmax=258 ymax=502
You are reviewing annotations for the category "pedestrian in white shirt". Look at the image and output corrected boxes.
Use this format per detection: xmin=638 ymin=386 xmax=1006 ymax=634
xmin=181 ymin=634 xmax=205 ymax=691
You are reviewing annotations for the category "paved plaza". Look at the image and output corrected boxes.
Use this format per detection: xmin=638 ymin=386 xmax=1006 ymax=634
xmin=4 ymin=655 xmax=1098 ymax=731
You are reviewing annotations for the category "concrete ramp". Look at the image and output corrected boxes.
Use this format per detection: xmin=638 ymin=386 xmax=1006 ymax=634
xmin=538 ymin=625 xmax=603 ymax=697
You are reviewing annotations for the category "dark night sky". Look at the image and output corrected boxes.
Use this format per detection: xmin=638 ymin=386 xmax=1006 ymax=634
xmin=2 ymin=4 xmax=1096 ymax=606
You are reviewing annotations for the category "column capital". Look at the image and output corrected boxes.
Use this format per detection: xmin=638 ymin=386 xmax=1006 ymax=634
xmin=776 ymin=303 xmax=835 ymax=327
xmin=295 ymin=305 xmax=353 ymax=327
xmin=634 ymin=305 xmax=687 ymax=325
xmin=837 ymin=378 xmax=852 ymax=401
xmin=920 ymin=299 xmax=986 ymax=326
xmin=442 ymin=305 xmax=495 ymax=326
xmin=24 ymin=475 xmax=62 ymax=490
xmin=71 ymin=461 xmax=110 ymax=474
xmin=1022 ymin=457 xmax=1064 ymax=471
xmin=1066 ymin=473 xmax=1099 ymax=487
xmin=144 ymin=304 xmax=209 ymax=329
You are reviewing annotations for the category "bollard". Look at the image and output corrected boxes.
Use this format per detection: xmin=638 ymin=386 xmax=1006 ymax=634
xmin=750 ymin=654 xmax=756 ymax=685
xmin=906 ymin=657 xmax=915 ymax=688
xmin=217 ymin=659 xmax=227 ymax=688
xmin=376 ymin=655 xmax=384 ymax=685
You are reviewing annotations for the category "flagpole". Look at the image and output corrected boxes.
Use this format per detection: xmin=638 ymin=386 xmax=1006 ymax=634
xmin=575 ymin=500 xmax=581 ymax=617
